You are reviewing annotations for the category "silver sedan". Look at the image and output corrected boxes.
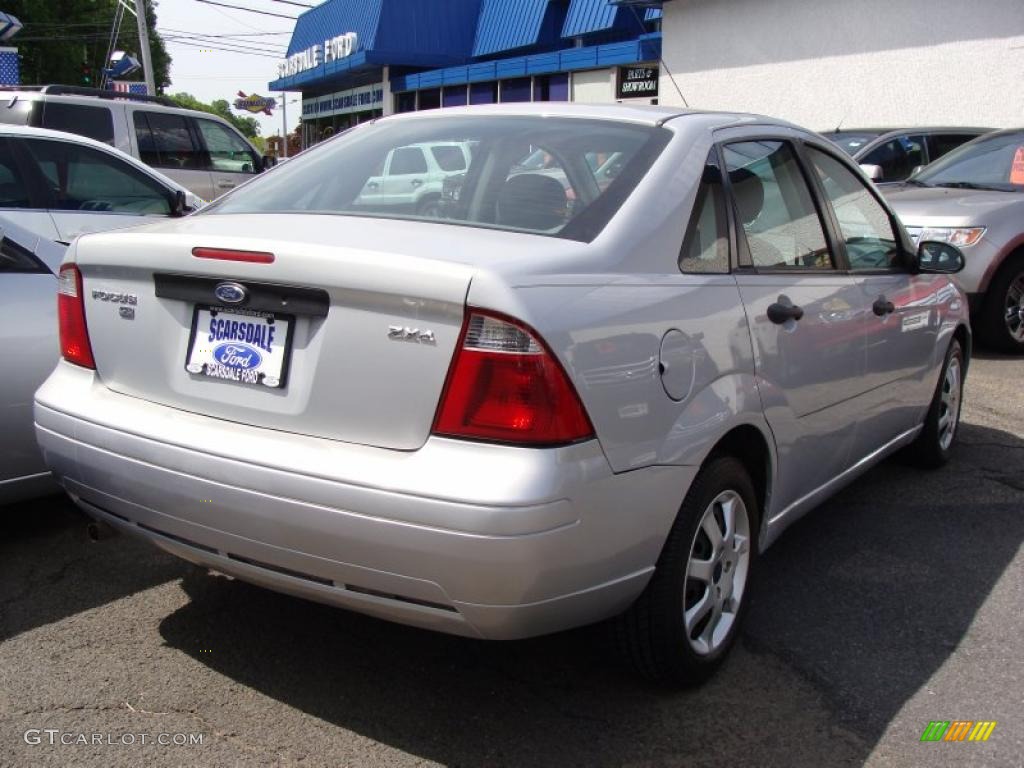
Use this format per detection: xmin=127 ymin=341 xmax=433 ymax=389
xmin=34 ymin=104 xmax=969 ymax=684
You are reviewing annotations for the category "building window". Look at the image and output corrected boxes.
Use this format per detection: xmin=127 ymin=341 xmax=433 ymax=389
xmin=500 ymin=78 xmax=531 ymax=103
xmin=442 ymin=86 xmax=468 ymax=108
xmin=394 ymin=92 xmax=416 ymax=113
xmin=533 ymin=73 xmax=569 ymax=103
xmin=418 ymin=88 xmax=441 ymax=111
xmin=469 ymin=81 xmax=497 ymax=105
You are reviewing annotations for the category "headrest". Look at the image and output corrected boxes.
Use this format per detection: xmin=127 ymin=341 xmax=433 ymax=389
xmin=729 ymin=167 xmax=764 ymax=226
xmin=497 ymin=173 xmax=568 ymax=231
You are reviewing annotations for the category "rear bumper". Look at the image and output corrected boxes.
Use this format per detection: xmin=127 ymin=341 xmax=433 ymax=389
xmin=35 ymin=362 xmax=690 ymax=639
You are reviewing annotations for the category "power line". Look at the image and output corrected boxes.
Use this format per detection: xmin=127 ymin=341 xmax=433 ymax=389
xmin=162 ymin=27 xmax=293 ymax=37
xmin=163 ymin=37 xmax=283 ymax=59
xmin=164 ymin=37 xmax=284 ymax=56
xmin=270 ymin=0 xmax=314 ymax=7
xmin=163 ymin=31 xmax=287 ymax=50
xmin=193 ymin=0 xmax=299 ymax=20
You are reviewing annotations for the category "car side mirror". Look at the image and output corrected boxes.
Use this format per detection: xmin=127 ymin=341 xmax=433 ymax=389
xmin=914 ymin=240 xmax=965 ymax=274
xmin=261 ymin=154 xmax=277 ymax=172
xmin=859 ymin=163 xmax=883 ymax=181
xmin=170 ymin=189 xmax=187 ymax=217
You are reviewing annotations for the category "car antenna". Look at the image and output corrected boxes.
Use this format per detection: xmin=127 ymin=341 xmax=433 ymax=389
xmin=625 ymin=4 xmax=689 ymax=108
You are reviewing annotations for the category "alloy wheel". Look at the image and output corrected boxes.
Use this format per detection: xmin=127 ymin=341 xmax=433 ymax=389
xmin=938 ymin=356 xmax=962 ymax=451
xmin=1004 ymin=272 xmax=1024 ymax=343
xmin=683 ymin=490 xmax=751 ymax=655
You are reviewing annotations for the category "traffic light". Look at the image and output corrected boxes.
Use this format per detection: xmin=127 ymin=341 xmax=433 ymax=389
xmin=81 ymin=64 xmax=92 ymax=85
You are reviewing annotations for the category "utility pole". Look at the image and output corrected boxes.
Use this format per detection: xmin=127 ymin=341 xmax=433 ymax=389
xmin=281 ymin=94 xmax=288 ymax=158
xmin=134 ymin=0 xmax=156 ymax=95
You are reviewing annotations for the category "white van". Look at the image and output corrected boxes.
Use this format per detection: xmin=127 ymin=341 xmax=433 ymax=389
xmin=0 ymin=85 xmax=273 ymax=202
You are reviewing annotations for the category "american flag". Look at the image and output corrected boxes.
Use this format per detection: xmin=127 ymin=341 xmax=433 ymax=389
xmin=0 ymin=47 xmax=19 ymax=86
xmin=109 ymin=80 xmax=148 ymax=94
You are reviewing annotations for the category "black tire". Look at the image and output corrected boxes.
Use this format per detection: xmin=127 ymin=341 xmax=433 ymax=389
xmin=905 ymin=338 xmax=964 ymax=468
xmin=615 ymin=455 xmax=758 ymax=686
xmin=980 ymin=253 xmax=1024 ymax=353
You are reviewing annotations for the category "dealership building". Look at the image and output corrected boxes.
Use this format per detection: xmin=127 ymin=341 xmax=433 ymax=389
xmin=268 ymin=0 xmax=663 ymax=147
xmin=658 ymin=0 xmax=1024 ymax=130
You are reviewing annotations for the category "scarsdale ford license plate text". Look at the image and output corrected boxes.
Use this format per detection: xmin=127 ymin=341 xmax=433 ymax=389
xmin=186 ymin=307 xmax=291 ymax=388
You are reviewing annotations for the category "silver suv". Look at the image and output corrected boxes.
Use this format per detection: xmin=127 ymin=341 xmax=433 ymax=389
xmin=884 ymin=129 xmax=1024 ymax=351
xmin=356 ymin=142 xmax=471 ymax=216
xmin=0 ymin=85 xmax=270 ymax=202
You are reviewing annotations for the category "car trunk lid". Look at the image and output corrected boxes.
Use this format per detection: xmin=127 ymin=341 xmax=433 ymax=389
xmin=73 ymin=214 xmax=475 ymax=451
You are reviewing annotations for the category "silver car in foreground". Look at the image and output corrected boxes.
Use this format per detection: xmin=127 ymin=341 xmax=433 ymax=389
xmin=35 ymin=104 xmax=969 ymax=684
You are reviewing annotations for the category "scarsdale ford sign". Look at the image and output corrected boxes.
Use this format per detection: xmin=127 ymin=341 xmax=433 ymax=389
xmin=278 ymin=32 xmax=357 ymax=79
xmin=302 ymin=83 xmax=384 ymax=118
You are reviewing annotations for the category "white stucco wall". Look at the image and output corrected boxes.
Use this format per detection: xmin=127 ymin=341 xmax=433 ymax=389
xmin=571 ymin=67 xmax=614 ymax=102
xmin=660 ymin=0 xmax=1024 ymax=130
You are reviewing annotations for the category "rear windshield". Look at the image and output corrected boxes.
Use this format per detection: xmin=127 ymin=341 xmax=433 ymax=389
xmin=206 ymin=116 xmax=670 ymax=242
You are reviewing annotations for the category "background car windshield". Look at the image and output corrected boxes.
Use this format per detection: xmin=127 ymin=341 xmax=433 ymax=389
xmin=914 ymin=131 xmax=1024 ymax=191
xmin=207 ymin=116 xmax=668 ymax=241
xmin=826 ymin=132 xmax=882 ymax=155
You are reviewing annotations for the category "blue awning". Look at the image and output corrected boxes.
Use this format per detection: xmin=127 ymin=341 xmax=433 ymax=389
xmin=561 ymin=0 xmax=656 ymax=38
xmin=472 ymin=0 xmax=552 ymax=57
xmin=271 ymin=0 xmax=482 ymax=91
xmin=392 ymin=33 xmax=660 ymax=92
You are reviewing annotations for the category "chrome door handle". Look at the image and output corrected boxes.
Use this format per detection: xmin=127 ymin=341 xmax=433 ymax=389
xmin=767 ymin=299 xmax=804 ymax=325
xmin=217 ymin=181 xmax=237 ymax=189
xmin=872 ymin=297 xmax=896 ymax=316
xmin=411 ymin=179 xmax=423 ymax=187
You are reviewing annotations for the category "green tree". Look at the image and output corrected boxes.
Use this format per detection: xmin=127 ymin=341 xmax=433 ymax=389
xmin=168 ymin=92 xmax=262 ymax=139
xmin=8 ymin=0 xmax=171 ymax=91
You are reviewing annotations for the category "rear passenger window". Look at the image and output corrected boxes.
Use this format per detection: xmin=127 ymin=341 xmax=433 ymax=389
xmin=40 ymin=103 xmax=115 ymax=145
xmin=0 ymin=139 xmax=30 ymax=208
xmin=133 ymin=111 xmax=203 ymax=170
xmin=723 ymin=141 xmax=832 ymax=270
xmin=431 ymin=146 xmax=467 ymax=172
xmin=389 ymin=147 xmax=428 ymax=175
xmin=679 ymin=152 xmax=729 ymax=273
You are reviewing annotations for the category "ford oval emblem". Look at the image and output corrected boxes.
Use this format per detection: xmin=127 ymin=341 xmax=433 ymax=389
xmin=213 ymin=343 xmax=262 ymax=370
xmin=214 ymin=282 xmax=248 ymax=305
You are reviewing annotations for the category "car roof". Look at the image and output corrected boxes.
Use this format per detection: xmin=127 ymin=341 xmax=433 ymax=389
xmin=1 ymin=88 xmax=234 ymax=122
xmin=0 ymin=124 xmax=189 ymax=194
xmin=377 ymin=102 xmax=805 ymax=132
xmin=824 ymin=127 xmax=992 ymax=135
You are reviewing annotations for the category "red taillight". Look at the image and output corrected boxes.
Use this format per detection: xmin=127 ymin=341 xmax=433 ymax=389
xmin=192 ymin=247 xmax=275 ymax=264
xmin=433 ymin=311 xmax=594 ymax=446
xmin=57 ymin=264 xmax=95 ymax=369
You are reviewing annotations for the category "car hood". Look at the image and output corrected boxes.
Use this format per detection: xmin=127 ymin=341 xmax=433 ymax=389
xmin=882 ymin=185 xmax=1023 ymax=224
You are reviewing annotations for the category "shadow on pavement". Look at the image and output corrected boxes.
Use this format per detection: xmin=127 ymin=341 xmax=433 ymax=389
xmin=156 ymin=421 xmax=1023 ymax=766
xmin=0 ymin=495 xmax=187 ymax=643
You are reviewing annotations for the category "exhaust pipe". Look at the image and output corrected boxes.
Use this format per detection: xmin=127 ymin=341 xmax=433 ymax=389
xmin=86 ymin=519 xmax=119 ymax=542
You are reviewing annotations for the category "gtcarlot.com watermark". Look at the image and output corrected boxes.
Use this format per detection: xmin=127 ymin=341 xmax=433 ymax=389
xmin=24 ymin=729 xmax=204 ymax=747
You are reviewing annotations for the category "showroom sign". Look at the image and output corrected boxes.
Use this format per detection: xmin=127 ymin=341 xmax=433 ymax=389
xmin=278 ymin=32 xmax=358 ymax=79
xmin=302 ymin=82 xmax=384 ymax=118
xmin=616 ymin=65 xmax=659 ymax=99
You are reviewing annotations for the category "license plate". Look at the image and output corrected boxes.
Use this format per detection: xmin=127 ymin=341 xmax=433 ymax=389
xmin=185 ymin=306 xmax=292 ymax=388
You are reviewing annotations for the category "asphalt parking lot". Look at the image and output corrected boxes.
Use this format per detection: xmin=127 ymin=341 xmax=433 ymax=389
xmin=1 ymin=353 xmax=1021 ymax=768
